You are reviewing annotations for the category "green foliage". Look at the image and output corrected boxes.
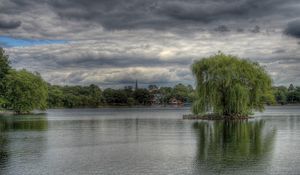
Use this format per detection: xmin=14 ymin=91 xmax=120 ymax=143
xmin=273 ymin=84 xmax=300 ymax=104
xmin=273 ymin=86 xmax=288 ymax=104
xmin=0 ymin=48 xmax=11 ymax=100
xmin=134 ymin=89 xmax=152 ymax=105
xmin=172 ymin=83 xmax=189 ymax=102
xmin=1 ymin=48 xmax=49 ymax=113
xmin=47 ymin=85 xmax=64 ymax=107
xmin=47 ymin=84 xmax=103 ymax=108
xmin=4 ymin=70 xmax=48 ymax=114
xmin=192 ymin=53 xmax=274 ymax=116
xmin=0 ymin=48 xmax=10 ymax=80
xmin=158 ymin=87 xmax=173 ymax=104
xmin=157 ymin=84 xmax=194 ymax=104
xmin=124 ymin=86 xmax=134 ymax=97
xmin=103 ymin=88 xmax=128 ymax=105
xmin=0 ymin=97 xmax=6 ymax=106
xmin=286 ymin=87 xmax=300 ymax=103
xmin=172 ymin=83 xmax=194 ymax=102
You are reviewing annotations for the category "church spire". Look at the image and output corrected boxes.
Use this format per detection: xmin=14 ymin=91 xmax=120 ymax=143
xmin=135 ymin=79 xmax=138 ymax=90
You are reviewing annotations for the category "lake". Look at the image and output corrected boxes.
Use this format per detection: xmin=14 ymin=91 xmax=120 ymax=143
xmin=1 ymin=106 xmax=300 ymax=175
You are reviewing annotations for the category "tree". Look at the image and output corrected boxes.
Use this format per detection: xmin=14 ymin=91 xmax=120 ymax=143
xmin=4 ymin=70 xmax=48 ymax=114
xmin=47 ymin=85 xmax=64 ymax=108
xmin=0 ymin=48 xmax=10 ymax=80
xmin=172 ymin=83 xmax=190 ymax=102
xmin=192 ymin=53 xmax=274 ymax=117
xmin=102 ymin=88 xmax=128 ymax=105
xmin=0 ymin=48 xmax=11 ymax=103
xmin=159 ymin=87 xmax=173 ymax=104
xmin=134 ymin=88 xmax=151 ymax=105
xmin=273 ymin=86 xmax=288 ymax=105
xmin=103 ymin=88 xmax=115 ymax=104
xmin=287 ymin=90 xmax=300 ymax=103
xmin=87 ymin=84 xmax=102 ymax=106
xmin=113 ymin=90 xmax=128 ymax=104
xmin=124 ymin=86 xmax=134 ymax=98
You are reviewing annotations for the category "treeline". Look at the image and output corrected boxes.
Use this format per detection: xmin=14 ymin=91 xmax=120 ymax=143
xmin=1 ymin=48 xmax=196 ymax=113
xmin=48 ymin=84 xmax=102 ymax=108
xmin=47 ymin=84 xmax=195 ymax=108
xmin=47 ymin=83 xmax=300 ymax=109
xmin=273 ymin=84 xmax=300 ymax=104
xmin=1 ymin=47 xmax=300 ymax=114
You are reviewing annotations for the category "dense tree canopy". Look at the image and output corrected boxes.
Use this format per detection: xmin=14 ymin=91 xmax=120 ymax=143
xmin=47 ymin=84 xmax=103 ymax=108
xmin=0 ymin=48 xmax=10 ymax=104
xmin=103 ymin=88 xmax=128 ymax=105
xmin=0 ymin=48 xmax=10 ymax=80
xmin=1 ymin=48 xmax=48 ymax=113
xmin=45 ymin=83 xmax=197 ymax=108
xmin=192 ymin=53 xmax=274 ymax=117
xmin=172 ymin=83 xmax=194 ymax=102
xmin=133 ymin=89 xmax=152 ymax=105
xmin=4 ymin=70 xmax=48 ymax=114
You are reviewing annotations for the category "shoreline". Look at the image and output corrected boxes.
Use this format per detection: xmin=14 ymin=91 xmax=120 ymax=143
xmin=183 ymin=114 xmax=254 ymax=120
xmin=45 ymin=103 xmax=300 ymax=109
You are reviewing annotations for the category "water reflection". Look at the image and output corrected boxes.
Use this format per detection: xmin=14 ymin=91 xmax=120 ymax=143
xmin=0 ymin=114 xmax=48 ymax=174
xmin=0 ymin=130 xmax=8 ymax=173
xmin=0 ymin=114 xmax=48 ymax=131
xmin=193 ymin=120 xmax=276 ymax=174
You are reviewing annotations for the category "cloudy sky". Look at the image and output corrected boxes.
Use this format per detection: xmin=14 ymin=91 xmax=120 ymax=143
xmin=0 ymin=0 xmax=300 ymax=88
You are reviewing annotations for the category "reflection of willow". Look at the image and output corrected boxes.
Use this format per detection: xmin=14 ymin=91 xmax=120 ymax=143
xmin=193 ymin=120 xmax=276 ymax=172
xmin=0 ymin=114 xmax=48 ymax=131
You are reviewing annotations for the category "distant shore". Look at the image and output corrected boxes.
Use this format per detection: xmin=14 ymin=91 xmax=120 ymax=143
xmin=1 ymin=104 xmax=300 ymax=116
xmin=183 ymin=114 xmax=254 ymax=120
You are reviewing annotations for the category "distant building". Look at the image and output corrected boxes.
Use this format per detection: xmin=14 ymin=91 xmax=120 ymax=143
xmin=148 ymin=85 xmax=158 ymax=92
xmin=149 ymin=94 xmax=163 ymax=105
xmin=148 ymin=87 xmax=159 ymax=93
xmin=169 ymin=97 xmax=183 ymax=105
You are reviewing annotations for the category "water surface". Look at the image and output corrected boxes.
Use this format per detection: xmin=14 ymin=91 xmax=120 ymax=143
xmin=0 ymin=106 xmax=300 ymax=175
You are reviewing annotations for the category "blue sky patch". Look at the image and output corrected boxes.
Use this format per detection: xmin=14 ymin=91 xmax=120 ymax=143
xmin=0 ymin=35 xmax=67 ymax=47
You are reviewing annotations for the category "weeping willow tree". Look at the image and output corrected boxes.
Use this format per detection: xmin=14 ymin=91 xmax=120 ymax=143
xmin=192 ymin=53 xmax=274 ymax=118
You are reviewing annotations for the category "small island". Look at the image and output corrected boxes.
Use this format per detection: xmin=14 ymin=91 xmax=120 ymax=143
xmin=185 ymin=53 xmax=274 ymax=120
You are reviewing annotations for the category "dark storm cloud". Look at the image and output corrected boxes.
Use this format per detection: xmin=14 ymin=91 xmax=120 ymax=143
xmin=272 ymin=49 xmax=286 ymax=54
xmin=284 ymin=19 xmax=300 ymax=38
xmin=49 ymin=0 xmax=299 ymax=30
xmin=237 ymin=28 xmax=244 ymax=33
xmin=3 ymin=0 xmax=299 ymax=33
xmin=0 ymin=19 xmax=21 ymax=29
xmin=47 ymin=0 xmax=163 ymax=30
xmin=55 ymin=55 xmax=192 ymax=68
xmin=250 ymin=25 xmax=260 ymax=33
xmin=214 ymin=25 xmax=230 ymax=32
xmin=11 ymin=51 xmax=192 ymax=69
